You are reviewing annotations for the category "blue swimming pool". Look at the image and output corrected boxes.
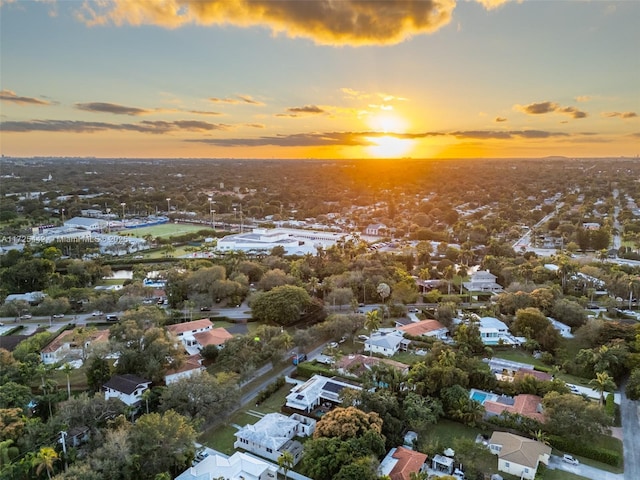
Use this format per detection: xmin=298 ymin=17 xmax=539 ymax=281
xmin=471 ymin=391 xmax=489 ymax=404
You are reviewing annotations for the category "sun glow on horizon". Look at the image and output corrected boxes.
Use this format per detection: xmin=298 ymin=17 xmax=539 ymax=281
xmin=366 ymin=112 xmax=415 ymax=157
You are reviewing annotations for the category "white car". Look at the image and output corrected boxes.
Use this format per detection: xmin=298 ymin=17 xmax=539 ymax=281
xmin=328 ymin=342 xmax=339 ymax=349
xmin=53 ymin=313 xmax=65 ymax=318
xmin=562 ymin=454 xmax=579 ymax=465
xmin=91 ymin=311 xmax=103 ymax=316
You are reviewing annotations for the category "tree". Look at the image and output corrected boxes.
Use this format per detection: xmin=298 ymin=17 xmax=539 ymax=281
xmin=542 ymin=391 xmax=611 ymax=440
xmin=589 ymin=371 xmax=616 ymax=405
xmin=376 ymin=282 xmax=390 ymax=308
xmin=0 ymin=381 xmax=32 ymax=410
xmin=129 ymin=411 xmax=197 ymax=479
xmin=626 ymin=368 xmax=640 ymax=400
xmin=364 ymin=310 xmax=381 ymax=337
xmin=85 ymin=355 xmax=112 ymax=393
xmin=313 ymin=406 xmax=383 ymax=440
xmin=160 ymin=371 xmax=240 ymax=424
xmin=33 ymin=447 xmax=59 ymax=480
xmin=403 ymin=392 xmax=443 ymax=431
xmin=512 ymin=307 xmax=551 ymax=338
xmin=250 ymin=285 xmax=311 ymax=326
xmin=278 ymin=451 xmax=294 ymax=480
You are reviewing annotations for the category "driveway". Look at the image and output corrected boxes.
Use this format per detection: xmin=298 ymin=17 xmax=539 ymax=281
xmin=547 ymin=455 xmax=623 ymax=480
xmin=620 ymin=381 xmax=640 ymax=480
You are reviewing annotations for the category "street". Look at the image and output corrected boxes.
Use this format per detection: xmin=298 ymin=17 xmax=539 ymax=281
xmin=620 ymin=380 xmax=640 ymax=480
xmin=548 ymin=455 xmax=623 ymax=480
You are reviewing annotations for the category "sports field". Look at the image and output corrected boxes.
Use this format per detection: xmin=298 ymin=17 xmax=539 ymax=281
xmin=117 ymin=223 xmax=212 ymax=238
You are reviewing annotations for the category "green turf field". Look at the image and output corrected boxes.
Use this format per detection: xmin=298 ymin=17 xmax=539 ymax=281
xmin=117 ymin=223 xmax=212 ymax=238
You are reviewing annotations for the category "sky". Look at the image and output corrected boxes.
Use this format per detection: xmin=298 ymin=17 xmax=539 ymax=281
xmin=1 ymin=0 xmax=639 ymax=160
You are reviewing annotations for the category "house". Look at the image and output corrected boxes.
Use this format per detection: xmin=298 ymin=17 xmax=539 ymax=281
xmin=164 ymin=354 xmax=206 ymax=385
xmin=66 ymin=426 xmax=90 ymax=448
xmin=483 ymin=394 xmax=545 ymax=423
xmin=463 ymin=270 xmax=504 ymax=293
xmin=364 ymin=330 xmax=410 ymax=357
xmin=478 ymin=317 xmax=523 ymax=346
xmin=41 ymin=328 xmax=110 ymax=365
xmin=175 ymin=450 xmax=278 ymax=480
xmin=167 ymin=319 xmax=233 ymax=355
xmin=103 ymin=374 xmax=151 ymax=406
xmin=397 ymin=319 xmax=449 ymax=341
xmin=365 ymin=223 xmax=387 ymax=236
xmin=547 ymin=317 xmax=573 ymax=338
xmin=4 ymin=291 xmax=46 ymax=305
xmin=234 ymin=413 xmax=315 ymax=465
xmin=285 ymin=374 xmax=362 ymax=413
xmin=488 ymin=432 xmax=551 ymax=480
xmin=335 ymin=354 xmax=409 ymax=378
xmin=482 ymin=358 xmax=551 ymax=383
xmin=378 ymin=446 xmax=428 ymax=480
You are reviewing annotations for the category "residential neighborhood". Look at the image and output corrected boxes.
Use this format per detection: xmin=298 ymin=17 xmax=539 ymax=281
xmin=1 ymin=157 xmax=639 ymax=480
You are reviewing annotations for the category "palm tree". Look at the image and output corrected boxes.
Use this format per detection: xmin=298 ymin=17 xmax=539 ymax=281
xmin=278 ymin=451 xmax=294 ymax=480
xmin=33 ymin=447 xmax=58 ymax=480
xmin=141 ymin=388 xmax=153 ymax=415
xmin=589 ymin=371 xmax=616 ymax=405
xmin=62 ymin=363 xmax=73 ymax=400
xmin=364 ymin=309 xmax=381 ymax=356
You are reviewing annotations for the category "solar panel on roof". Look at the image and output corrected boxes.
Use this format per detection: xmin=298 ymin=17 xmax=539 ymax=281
xmin=296 ymin=394 xmax=304 ymax=400
xmin=323 ymin=382 xmax=344 ymax=394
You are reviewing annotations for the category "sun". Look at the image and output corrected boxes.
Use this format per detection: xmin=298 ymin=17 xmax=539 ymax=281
xmin=366 ymin=112 xmax=415 ymax=158
xmin=368 ymin=135 xmax=414 ymax=158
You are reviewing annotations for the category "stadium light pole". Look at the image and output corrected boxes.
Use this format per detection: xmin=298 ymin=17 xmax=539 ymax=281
xmin=166 ymin=197 xmax=171 ymax=214
xmin=120 ymin=202 xmax=126 ymax=220
xmin=208 ymin=197 xmax=215 ymax=229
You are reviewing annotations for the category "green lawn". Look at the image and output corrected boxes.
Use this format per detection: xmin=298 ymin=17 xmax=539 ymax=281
xmin=118 ymin=223 xmax=210 ymax=239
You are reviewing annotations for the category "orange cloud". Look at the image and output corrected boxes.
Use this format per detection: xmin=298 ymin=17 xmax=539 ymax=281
xmin=76 ymin=0 xmax=465 ymax=46
xmin=0 ymin=89 xmax=51 ymax=105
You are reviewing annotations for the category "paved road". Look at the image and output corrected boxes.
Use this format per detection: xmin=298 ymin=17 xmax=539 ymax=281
xmin=548 ymin=455 xmax=623 ymax=480
xmin=620 ymin=380 xmax=640 ymax=480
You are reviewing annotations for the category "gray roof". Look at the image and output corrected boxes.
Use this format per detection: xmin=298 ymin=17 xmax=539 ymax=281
xmin=103 ymin=374 xmax=151 ymax=394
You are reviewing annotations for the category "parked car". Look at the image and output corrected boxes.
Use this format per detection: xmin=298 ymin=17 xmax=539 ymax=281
xmin=20 ymin=314 xmax=32 ymax=319
xmin=562 ymin=454 xmax=579 ymax=465
xmin=358 ymin=334 xmax=369 ymax=341
xmin=106 ymin=315 xmax=119 ymax=322
xmin=328 ymin=341 xmax=339 ymax=349
xmin=52 ymin=313 xmax=65 ymax=318
xmin=91 ymin=311 xmax=103 ymax=316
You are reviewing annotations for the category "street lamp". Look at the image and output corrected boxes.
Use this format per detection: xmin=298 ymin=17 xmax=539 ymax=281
xmin=208 ymin=197 xmax=215 ymax=229
xmin=166 ymin=198 xmax=171 ymax=214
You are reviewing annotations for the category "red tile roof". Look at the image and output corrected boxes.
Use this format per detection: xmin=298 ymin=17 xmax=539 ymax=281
xmin=166 ymin=319 xmax=213 ymax=335
xmin=484 ymin=394 xmax=545 ymax=422
xmin=390 ymin=446 xmax=428 ymax=480
xmin=193 ymin=327 xmax=233 ymax=347
xmin=398 ymin=319 xmax=447 ymax=336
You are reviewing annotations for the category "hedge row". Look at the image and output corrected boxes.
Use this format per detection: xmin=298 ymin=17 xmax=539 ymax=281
xmin=549 ymin=435 xmax=622 ymax=467
xmin=255 ymin=376 xmax=286 ymax=405
xmin=296 ymin=362 xmax=337 ymax=379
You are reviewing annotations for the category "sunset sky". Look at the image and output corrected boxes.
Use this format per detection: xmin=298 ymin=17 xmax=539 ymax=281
xmin=1 ymin=0 xmax=638 ymax=159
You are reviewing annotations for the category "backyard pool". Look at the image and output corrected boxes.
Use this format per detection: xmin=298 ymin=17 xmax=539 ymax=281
xmin=469 ymin=389 xmax=499 ymax=405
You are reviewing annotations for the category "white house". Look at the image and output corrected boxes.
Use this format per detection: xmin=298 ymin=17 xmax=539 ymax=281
xmin=365 ymin=223 xmax=387 ymax=236
xmin=234 ymin=413 xmax=315 ymax=465
xmin=364 ymin=330 xmax=410 ymax=357
xmin=103 ymin=374 xmax=151 ymax=406
xmin=463 ymin=270 xmax=504 ymax=293
xmin=167 ymin=319 xmax=232 ymax=355
xmin=547 ymin=317 xmax=573 ymax=338
xmin=175 ymin=451 xmax=278 ymax=480
xmin=488 ymin=432 xmax=551 ymax=480
xmin=285 ymin=374 xmax=362 ymax=413
xmin=478 ymin=317 xmax=523 ymax=346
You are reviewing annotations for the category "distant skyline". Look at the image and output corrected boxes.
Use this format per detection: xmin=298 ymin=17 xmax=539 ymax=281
xmin=1 ymin=0 xmax=639 ymax=159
